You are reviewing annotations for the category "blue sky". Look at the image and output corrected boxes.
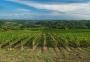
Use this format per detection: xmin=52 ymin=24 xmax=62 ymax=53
xmin=0 ymin=0 xmax=90 ymax=20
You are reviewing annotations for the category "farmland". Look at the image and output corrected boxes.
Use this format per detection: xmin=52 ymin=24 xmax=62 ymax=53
xmin=0 ymin=29 xmax=90 ymax=62
xmin=0 ymin=29 xmax=90 ymax=49
xmin=0 ymin=18 xmax=90 ymax=62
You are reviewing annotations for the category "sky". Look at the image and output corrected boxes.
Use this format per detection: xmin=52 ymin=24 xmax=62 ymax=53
xmin=0 ymin=0 xmax=90 ymax=20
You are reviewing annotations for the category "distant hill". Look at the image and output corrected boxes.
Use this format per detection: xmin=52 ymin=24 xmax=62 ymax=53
xmin=0 ymin=20 xmax=90 ymax=30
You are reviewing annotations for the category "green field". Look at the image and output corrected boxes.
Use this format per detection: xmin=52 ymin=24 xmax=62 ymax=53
xmin=0 ymin=29 xmax=90 ymax=62
xmin=0 ymin=29 xmax=90 ymax=49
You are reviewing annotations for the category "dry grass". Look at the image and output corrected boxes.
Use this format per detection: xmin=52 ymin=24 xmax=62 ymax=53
xmin=0 ymin=47 xmax=90 ymax=62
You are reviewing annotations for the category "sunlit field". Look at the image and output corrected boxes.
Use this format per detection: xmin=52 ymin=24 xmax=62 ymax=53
xmin=0 ymin=29 xmax=90 ymax=62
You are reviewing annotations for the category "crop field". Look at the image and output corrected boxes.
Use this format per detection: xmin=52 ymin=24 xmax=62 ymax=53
xmin=0 ymin=29 xmax=90 ymax=62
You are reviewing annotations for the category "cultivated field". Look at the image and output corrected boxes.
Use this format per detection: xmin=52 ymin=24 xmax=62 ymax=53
xmin=0 ymin=29 xmax=90 ymax=62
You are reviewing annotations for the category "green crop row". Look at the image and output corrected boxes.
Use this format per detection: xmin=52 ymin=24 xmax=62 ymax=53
xmin=0 ymin=29 xmax=90 ymax=49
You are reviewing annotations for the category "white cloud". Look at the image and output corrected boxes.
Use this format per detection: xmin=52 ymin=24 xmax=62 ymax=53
xmin=7 ymin=0 xmax=90 ymax=14
xmin=6 ymin=0 xmax=90 ymax=19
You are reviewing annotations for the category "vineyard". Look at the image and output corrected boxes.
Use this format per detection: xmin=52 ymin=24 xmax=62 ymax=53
xmin=0 ymin=29 xmax=90 ymax=49
xmin=0 ymin=29 xmax=90 ymax=62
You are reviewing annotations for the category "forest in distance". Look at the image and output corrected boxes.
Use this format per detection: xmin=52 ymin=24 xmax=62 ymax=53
xmin=0 ymin=20 xmax=90 ymax=30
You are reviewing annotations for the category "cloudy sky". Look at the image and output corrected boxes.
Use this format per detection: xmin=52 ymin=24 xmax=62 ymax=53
xmin=0 ymin=0 xmax=90 ymax=20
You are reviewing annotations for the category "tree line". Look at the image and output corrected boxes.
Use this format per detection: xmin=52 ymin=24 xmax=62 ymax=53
xmin=0 ymin=20 xmax=90 ymax=30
